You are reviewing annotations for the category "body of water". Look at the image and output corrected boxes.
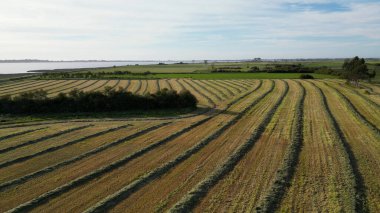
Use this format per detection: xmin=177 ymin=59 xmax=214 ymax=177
xmin=0 ymin=61 xmax=174 ymax=74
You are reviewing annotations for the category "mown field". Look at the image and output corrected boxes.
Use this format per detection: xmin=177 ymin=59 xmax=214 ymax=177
xmin=0 ymin=79 xmax=379 ymax=212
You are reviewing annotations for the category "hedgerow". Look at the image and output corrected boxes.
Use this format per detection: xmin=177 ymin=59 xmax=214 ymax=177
xmin=0 ymin=87 xmax=197 ymax=114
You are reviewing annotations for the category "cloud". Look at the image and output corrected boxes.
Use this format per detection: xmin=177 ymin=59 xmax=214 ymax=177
xmin=0 ymin=0 xmax=379 ymax=59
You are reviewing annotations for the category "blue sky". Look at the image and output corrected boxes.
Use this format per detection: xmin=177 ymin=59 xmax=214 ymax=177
xmin=0 ymin=0 xmax=379 ymax=60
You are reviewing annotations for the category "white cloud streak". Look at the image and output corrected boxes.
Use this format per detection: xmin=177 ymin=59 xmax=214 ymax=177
xmin=0 ymin=0 xmax=379 ymax=59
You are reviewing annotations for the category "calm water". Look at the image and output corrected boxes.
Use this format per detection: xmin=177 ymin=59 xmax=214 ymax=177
xmin=0 ymin=61 xmax=171 ymax=74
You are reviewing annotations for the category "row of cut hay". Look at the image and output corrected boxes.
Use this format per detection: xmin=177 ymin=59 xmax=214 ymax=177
xmin=0 ymin=80 xmax=63 ymax=96
xmin=0 ymin=125 xmax=131 ymax=169
xmin=118 ymin=80 xmax=130 ymax=91
xmin=200 ymin=80 xmax=228 ymax=99
xmin=47 ymin=80 xmax=98 ymax=96
xmin=239 ymin=80 xmax=255 ymax=88
xmin=82 ymin=81 xmax=274 ymax=213
xmin=335 ymin=81 xmax=380 ymax=109
xmin=210 ymin=80 xmax=235 ymax=96
xmin=225 ymin=80 xmax=249 ymax=91
xmin=139 ymin=80 xmax=148 ymax=95
xmin=165 ymin=79 xmax=173 ymax=90
xmin=221 ymin=80 xmax=245 ymax=93
xmin=132 ymin=80 xmax=142 ymax=93
xmin=189 ymin=80 xmax=223 ymax=101
xmin=0 ymin=80 xmax=55 ymax=93
xmin=4 ymin=81 xmax=261 ymax=206
xmin=46 ymin=80 xmax=87 ymax=94
xmin=5 ymin=80 xmax=261 ymax=211
xmin=90 ymin=80 xmax=111 ymax=92
xmin=0 ymin=80 xmax=40 ymax=92
xmin=173 ymin=79 xmax=186 ymax=91
xmin=156 ymin=79 xmax=161 ymax=91
xmin=321 ymin=81 xmax=379 ymax=136
xmin=309 ymin=81 xmax=367 ymax=212
xmin=0 ymin=125 xmax=92 ymax=154
xmin=0 ymin=80 xmax=34 ymax=89
xmin=255 ymin=80 xmax=305 ymax=212
xmin=19 ymin=80 xmax=81 ymax=95
xmin=179 ymin=79 xmax=215 ymax=108
xmin=41 ymin=81 xmax=263 ymax=211
xmin=0 ymin=128 xmax=47 ymax=142
xmin=2 ymin=122 xmax=171 ymax=211
xmin=331 ymin=82 xmax=380 ymax=125
xmin=167 ymin=80 xmax=287 ymax=213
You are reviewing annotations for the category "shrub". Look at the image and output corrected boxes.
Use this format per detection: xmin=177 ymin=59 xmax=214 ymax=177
xmin=300 ymin=74 xmax=314 ymax=79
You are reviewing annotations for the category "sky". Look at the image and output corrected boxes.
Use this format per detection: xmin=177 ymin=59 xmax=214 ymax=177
xmin=0 ymin=0 xmax=379 ymax=60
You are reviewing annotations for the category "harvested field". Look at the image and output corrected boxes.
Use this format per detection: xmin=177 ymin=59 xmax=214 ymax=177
xmin=0 ymin=79 xmax=379 ymax=212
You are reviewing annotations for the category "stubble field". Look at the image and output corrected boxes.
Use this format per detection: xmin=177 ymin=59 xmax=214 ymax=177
xmin=0 ymin=79 xmax=379 ymax=212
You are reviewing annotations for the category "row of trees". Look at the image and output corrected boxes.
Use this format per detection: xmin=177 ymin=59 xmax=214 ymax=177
xmin=0 ymin=87 xmax=197 ymax=114
xmin=40 ymin=71 xmax=133 ymax=79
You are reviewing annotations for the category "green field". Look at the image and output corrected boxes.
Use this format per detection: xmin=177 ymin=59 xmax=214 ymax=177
xmin=37 ymin=59 xmax=380 ymax=82
xmin=103 ymin=73 xmax=334 ymax=79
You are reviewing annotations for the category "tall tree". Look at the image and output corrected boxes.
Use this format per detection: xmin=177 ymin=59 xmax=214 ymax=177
xmin=342 ymin=56 xmax=371 ymax=86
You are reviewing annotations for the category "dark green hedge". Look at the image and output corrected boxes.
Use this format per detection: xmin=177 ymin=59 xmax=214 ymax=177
xmin=0 ymin=87 xmax=197 ymax=114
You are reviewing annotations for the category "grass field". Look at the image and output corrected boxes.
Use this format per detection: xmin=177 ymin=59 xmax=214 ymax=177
xmin=0 ymin=79 xmax=379 ymax=212
xmin=102 ymin=72 xmax=335 ymax=79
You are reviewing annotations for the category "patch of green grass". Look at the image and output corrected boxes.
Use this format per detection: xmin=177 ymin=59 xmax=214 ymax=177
xmin=103 ymin=73 xmax=335 ymax=79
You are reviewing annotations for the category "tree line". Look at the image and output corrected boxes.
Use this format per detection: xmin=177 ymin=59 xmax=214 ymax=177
xmin=0 ymin=87 xmax=197 ymax=114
